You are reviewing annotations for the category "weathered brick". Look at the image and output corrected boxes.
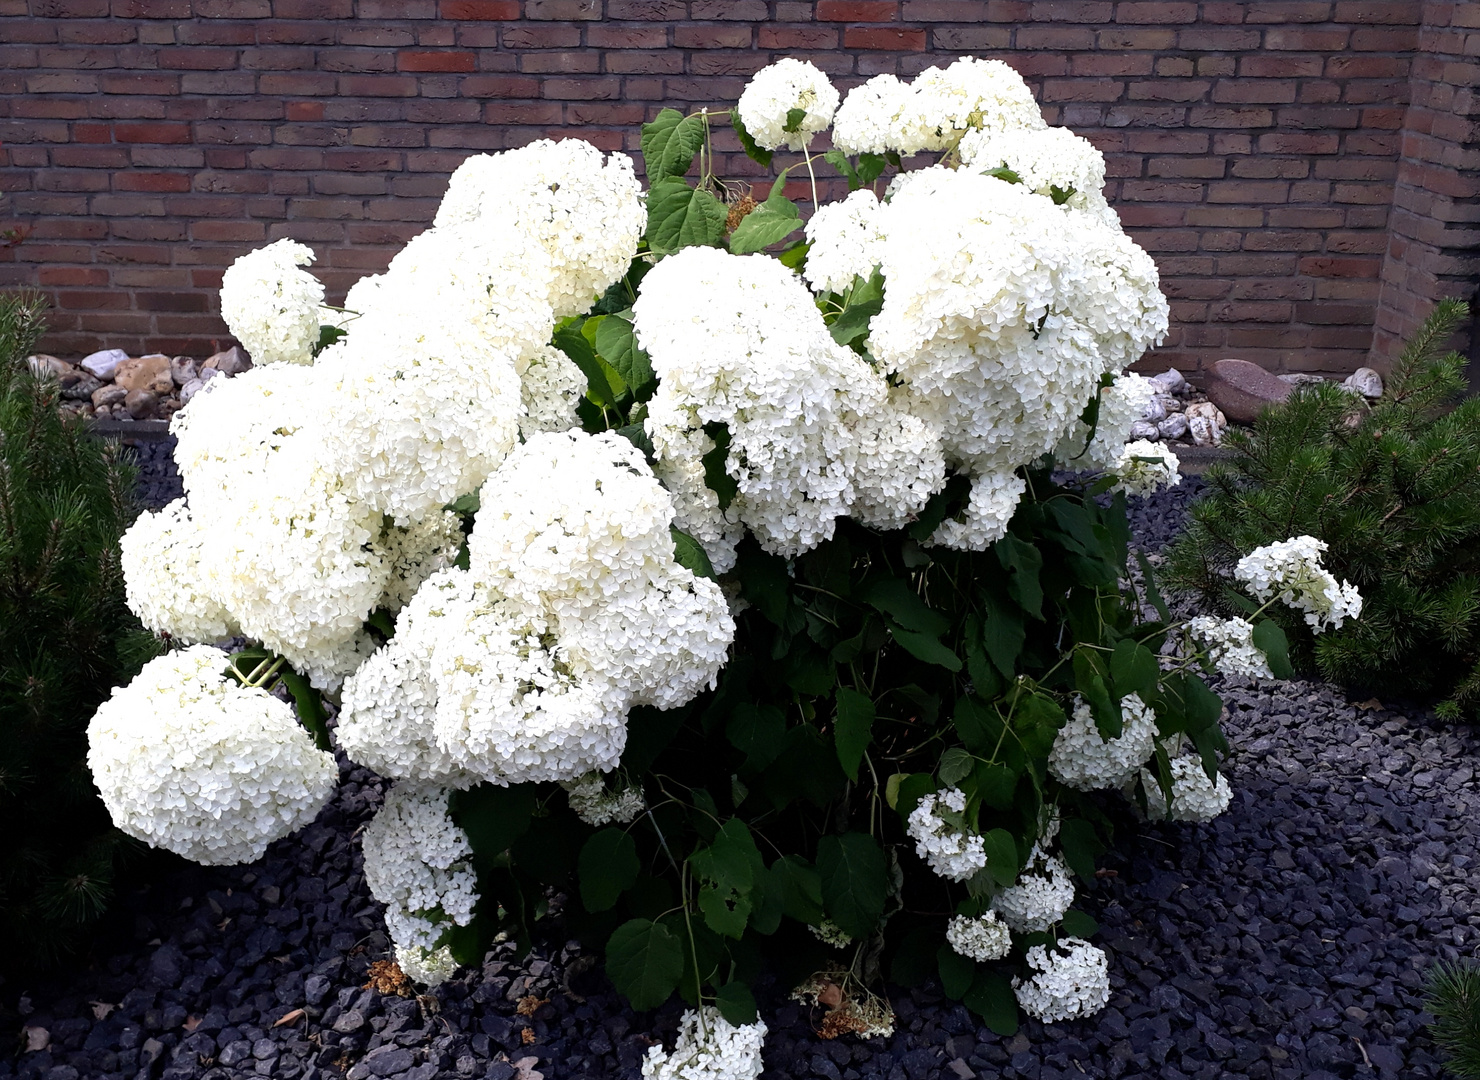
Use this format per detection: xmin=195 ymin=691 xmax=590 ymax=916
xmin=843 ymin=26 xmax=927 ymax=49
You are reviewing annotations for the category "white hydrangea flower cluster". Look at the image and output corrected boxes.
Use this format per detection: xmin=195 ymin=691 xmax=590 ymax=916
xmin=642 ymin=1007 xmax=769 ymax=1080
xmin=1013 ymin=938 xmax=1111 ymax=1023
xmin=633 ymin=247 xmax=944 ymax=572
xmin=219 ymin=238 xmax=323 ymax=367
xmin=906 ymin=788 xmax=986 ymax=883
xmin=337 ymin=430 xmax=734 ymax=788
xmin=86 ymin=646 xmax=338 ymax=866
xmin=946 ymin=912 xmax=1012 ymax=962
xmin=1234 ymin=535 xmax=1364 ymax=632
xmin=1113 ymin=440 xmax=1182 ymax=497
xmin=990 ymin=844 xmax=1075 ymax=933
xmin=802 ymin=189 xmax=886 ymax=295
xmin=361 ymin=782 xmax=480 ymax=988
xmin=959 ymin=125 xmax=1114 ymax=222
xmin=123 ymin=138 xmax=644 ymax=692
xmin=1188 ymin=616 xmax=1275 ymax=680
xmin=1141 ymin=756 xmax=1234 ymax=824
xmin=736 ymin=58 xmax=839 ymax=152
xmin=564 ymin=773 xmax=646 ymax=827
xmin=832 ymin=58 xmax=1043 ymax=157
xmin=1055 ymin=373 xmax=1157 ymax=472
xmin=1049 ymin=692 xmax=1158 ymax=792
xmin=120 ymin=498 xmax=238 ymax=644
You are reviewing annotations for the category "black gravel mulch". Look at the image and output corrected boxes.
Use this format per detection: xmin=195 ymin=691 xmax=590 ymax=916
xmin=5 ymin=474 xmax=1475 ymax=1080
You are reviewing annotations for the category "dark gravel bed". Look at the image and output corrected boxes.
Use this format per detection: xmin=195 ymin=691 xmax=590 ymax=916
xmin=123 ymin=435 xmax=183 ymax=511
xmin=6 ymin=475 xmax=1473 ymax=1080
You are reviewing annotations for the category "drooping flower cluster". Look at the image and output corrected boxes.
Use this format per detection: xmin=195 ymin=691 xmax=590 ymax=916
xmin=946 ymin=912 xmax=1013 ymax=962
xmin=642 ymin=1008 xmax=769 ymax=1080
xmin=1054 ymin=372 xmax=1157 ymax=472
xmin=1141 ymin=755 xmax=1234 ymax=824
xmin=990 ymin=844 xmax=1075 ymax=933
xmin=905 ymin=788 xmax=987 ymax=882
xmin=360 ymin=782 xmax=480 ymax=987
xmin=564 ymin=772 xmax=646 ymax=827
xmin=736 ymin=57 xmax=839 ymax=152
xmin=337 ymin=431 xmax=734 ymax=788
xmin=1112 ymin=440 xmax=1182 ymax=497
xmin=1188 ymin=616 xmax=1275 ymax=680
xmin=86 ymin=647 xmax=338 ymax=866
xmin=1048 ymin=692 xmax=1158 ymax=792
xmin=219 ymin=239 xmax=324 ymax=367
xmin=802 ymin=189 xmax=887 ymax=295
xmin=1234 ymin=535 xmax=1364 ymax=632
xmin=1013 ymin=939 xmax=1111 ymax=1023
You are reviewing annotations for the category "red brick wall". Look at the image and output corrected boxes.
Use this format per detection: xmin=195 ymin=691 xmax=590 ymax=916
xmin=1371 ymin=0 xmax=1480 ymax=369
xmin=0 ymin=0 xmax=1434 ymax=378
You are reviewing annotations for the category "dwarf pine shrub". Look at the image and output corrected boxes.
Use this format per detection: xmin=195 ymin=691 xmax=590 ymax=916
xmin=1426 ymin=959 xmax=1480 ymax=1078
xmin=1166 ymin=299 xmax=1480 ymax=720
xmin=0 ymin=292 xmax=158 ymax=974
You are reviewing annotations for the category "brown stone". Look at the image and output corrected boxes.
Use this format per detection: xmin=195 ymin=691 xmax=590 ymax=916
xmin=203 ymin=345 xmax=252 ymax=376
xmin=91 ymin=384 xmax=127 ymax=409
xmin=113 ymin=353 xmax=173 ymax=393
xmin=1203 ymin=358 xmax=1293 ymax=424
xmin=124 ymin=388 xmax=158 ymax=420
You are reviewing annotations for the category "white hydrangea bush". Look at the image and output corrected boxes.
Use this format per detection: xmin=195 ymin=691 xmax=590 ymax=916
xmin=86 ymin=56 xmax=1364 ymax=1049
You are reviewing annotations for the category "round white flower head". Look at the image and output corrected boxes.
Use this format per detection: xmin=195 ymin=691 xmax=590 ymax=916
xmin=361 ymin=782 xmax=479 ymax=987
xmin=642 ymin=1007 xmax=768 ymax=1080
xmin=1014 ymin=938 xmax=1110 ymax=1023
xmin=1055 ymin=372 xmax=1157 ymax=472
xmin=946 ymin=912 xmax=1012 ymax=962
xmin=1113 ymin=440 xmax=1181 ymax=497
xmin=1233 ymin=535 xmax=1363 ymax=632
xmin=900 ymin=57 xmax=1044 ymax=154
xmin=433 ymin=139 xmax=646 ymax=318
xmin=930 ymin=471 xmax=1027 ymax=552
xmin=375 ymin=510 xmax=466 ymax=615
xmin=519 ymin=343 xmax=586 ymax=438
xmin=86 ymin=646 xmax=337 ymax=866
xmin=831 ymin=73 xmax=916 ymax=155
xmin=395 ymin=943 xmax=460 ymax=988
xmin=312 ymin=320 xmax=522 ymax=525
xmin=1141 ymin=756 xmax=1233 ymax=823
xmin=121 ymin=498 xmax=238 ymax=644
xmin=1187 ymin=615 xmax=1275 ymax=680
xmin=906 ymin=787 xmax=987 ymax=882
xmin=737 ymin=58 xmax=839 ymax=152
xmin=1049 ymin=691 xmax=1158 ymax=792
xmin=810 ymin=920 xmax=854 ymax=949
xmin=959 ymin=126 xmax=1107 ymax=210
xmin=803 ymin=188 xmax=886 ymax=295
xmin=564 ymin=772 xmax=646 ymax=827
xmin=219 ymin=238 xmax=323 ymax=367
xmin=990 ymin=844 xmax=1074 ymax=933
xmin=634 ymin=246 xmax=943 ymax=571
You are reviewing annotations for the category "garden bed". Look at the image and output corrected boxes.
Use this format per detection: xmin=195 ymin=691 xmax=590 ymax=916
xmin=4 ymin=480 xmax=1469 ymax=1080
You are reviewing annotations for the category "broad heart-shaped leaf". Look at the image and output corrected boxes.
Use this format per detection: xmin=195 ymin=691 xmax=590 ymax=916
xmin=769 ymin=854 xmax=825 ymax=924
xmin=646 ymin=178 xmax=727 ymax=255
xmin=856 ymin=152 xmax=887 ymax=186
xmin=698 ymin=882 xmax=752 ymax=939
xmin=784 ymin=105 xmax=807 ymax=132
xmin=1073 ymin=649 xmax=1123 ymax=740
xmin=690 ymin=818 xmax=761 ymax=893
xmin=1252 ymin=618 xmax=1295 ymax=679
xmin=640 ymin=107 xmax=706 ymax=183
xmin=972 ymin=761 xmax=1017 ymax=811
xmin=670 ymin=527 xmax=716 ymax=581
xmin=716 ymin=980 xmax=759 ymax=1026
xmin=939 ymin=746 xmax=974 ymax=786
xmin=726 ymin=702 xmax=786 ymax=771
xmin=595 ymin=314 xmax=655 ymax=401
xmin=447 ymin=783 xmax=537 ymax=867
xmin=829 ymin=268 xmax=885 ymax=347
xmin=730 ymin=108 xmax=773 ymax=168
xmin=833 ymin=688 xmax=875 ymax=781
xmin=995 ymin=535 xmax=1044 ymax=619
xmin=1110 ymin=638 xmax=1160 ymax=699
xmin=552 ymin=319 xmax=624 ymax=407
xmin=578 ymin=828 xmax=640 ymax=913
xmin=964 ymin=969 xmax=1019 ymax=1036
xmin=981 ymin=828 xmax=1020 ymax=887
xmin=817 ymin=832 xmax=888 ymax=939
xmin=729 ymin=195 xmax=802 ymax=254
xmin=823 ymin=148 xmax=859 ymax=189
xmin=606 ymin=918 xmax=685 ymax=1011
xmin=887 ymin=619 xmax=964 ymax=672
xmin=937 ymin=943 xmax=975 ymax=1000
xmin=979 ymin=598 xmax=1025 ymax=678
xmin=1061 ymin=909 xmax=1099 ymax=938
xmin=1058 ymin=818 xmax=1105 ymax=881
xmin=865 ymin=577 xmax=949 ymax=636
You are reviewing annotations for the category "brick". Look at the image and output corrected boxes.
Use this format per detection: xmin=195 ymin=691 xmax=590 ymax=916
xmin=844 ymin=27 xmax=927 ymax=49
xmin=397 ymin=50 xmax=476 ymax=72
xmin=1298 ymin=256 xmax=1381 ymax=277
xmin=818 ymin=0 xmax=898 ymax=18
xmin=114 ymin=122 xmax=193 ymax=143
xmin=1117 ymin=2 xmax=1198 ymax=22
xmin=525 ymin=0 xmax=602 ymax=17
xmin=675 ymin=25 xmax=754 ymax=48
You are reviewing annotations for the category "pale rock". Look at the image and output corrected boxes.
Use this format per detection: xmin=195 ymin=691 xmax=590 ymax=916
xmin=114 ymin=354 xmax=173 ymax=394
xmin=81 ymin=348 xmax=130 ymax=380
xmin=1140 ymin=397 xmax=1167 ymax=424
xmin=179 ymin=378 xmax=205 ymax=405
xmin=26 ymin=354 xmax=70 ymax=378
xmin=1186 ymin=401 xmax=1227 ymax=446
xmin=1129 ymin=420 xmax=1160 ymax=441
xmin=1149 ymin=368 xmax=1188 ymax=396
xmin=125 ymin=388 xmax=158 ymax=420
xmin=1342 ymin=367 xmax=1382 ymax=399
xmin=203 ymin=345 xmax=251 ymax=376
xmin=1157 ymin=412 xmax=1189 ymax=440
xmin=171 ymin=356 xmax=198 ymax=386
xmin=92 ymin=384 xmax=128 ymax=409
xmin=1277 ymin=373 xmax=1327 ymax=387
xmin=1152 ymin=393 xmax=1182 ymax=415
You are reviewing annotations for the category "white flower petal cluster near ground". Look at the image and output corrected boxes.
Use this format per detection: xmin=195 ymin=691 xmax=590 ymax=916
xmin=1014 ymin=938 xmax=1111 ymax=1022
xmin=86 ymin=646 xmax=338 ymax=866
xmin=946 ymin=912 xmax=1013 ymax=962
xmin=1112 ymin=440 xmax=1182 ymax=497
xmin=906 ymin=788 xmax=987 ymax=883
xmin=1049 ymin=692 xmax=1159 ymax=792
xmin=1141 ymin=755 xmax=1235 ymax=823
xmin=1189 ymin=616 xmax=1276 ymax=680
xmin=642 ymin=1007 xmax=768 ymax=1080
xmin=1234 ymin=535 xmax=1364 ymax=632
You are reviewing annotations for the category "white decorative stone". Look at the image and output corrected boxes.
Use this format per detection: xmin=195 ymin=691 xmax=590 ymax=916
xmin=1157 ymin=412 xmax=1189 ymax=440
xmin=1185 ymin=401 xmax=1226 ymax=446
xmin=1149 ymin=368 xmax=1187 ymax=396
xmin=1342 ymin=367 xmax=1382 ymax=399
xmin=81 ymin=348 xmax=129 ymax=380
xmin=1129 ymin=420 xmax=1160 ymax=441
xmin=1139 ymin=397 xmax=1166 ymax=424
